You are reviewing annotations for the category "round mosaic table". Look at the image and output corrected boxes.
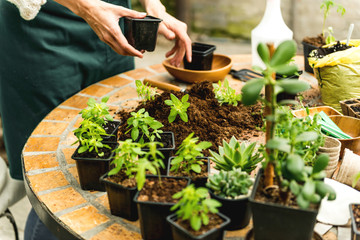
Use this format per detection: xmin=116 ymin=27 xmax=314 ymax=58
xmin=22 ymin=55 xmax=338 ymax=240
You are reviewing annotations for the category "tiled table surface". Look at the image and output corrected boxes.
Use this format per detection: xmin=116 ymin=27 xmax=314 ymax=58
xmin=22 ymin=55 xmax=340 ymax=239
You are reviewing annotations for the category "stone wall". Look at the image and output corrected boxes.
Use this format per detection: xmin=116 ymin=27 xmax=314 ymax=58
xmin=132 ymin=0 xmax=360 ymax=44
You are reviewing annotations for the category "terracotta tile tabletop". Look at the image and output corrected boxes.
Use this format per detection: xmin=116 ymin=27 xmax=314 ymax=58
xmin=22 ymin=55 xmax=342 ymax=240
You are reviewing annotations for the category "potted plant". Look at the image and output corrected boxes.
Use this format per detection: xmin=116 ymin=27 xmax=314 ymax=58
xmin=213 ymin=79 xmax=242 ymax=106
xmin=206 ymin=169 xmax=253 ymax=230
xmin=241 ymin=40 xmax=336 ymax=240
xmin=302 ymin=0 xmax=345 ymax=73
xmin=134 ymin=175 xmax=191 ymax=240
xmin=125 ymin=107 xmax=175 ymax=173
xmin=209 ymin=136 xmax=262 ymax=173
xmin=166 ymin=184 xmax=230 ymax=240
xmin=167 ymin=132 xmax=212 ymax=187
xmin=80 ymin=96 xmax=120 ymax=142
xmin=100 ymin=139 xmax=164 ymax=221
xmin=72 ymin=118 xmax=118 ymax=191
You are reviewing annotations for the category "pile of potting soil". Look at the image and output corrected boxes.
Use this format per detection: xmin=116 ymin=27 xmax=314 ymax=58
xmin=117 ymin=81 xmax=263 ymax=154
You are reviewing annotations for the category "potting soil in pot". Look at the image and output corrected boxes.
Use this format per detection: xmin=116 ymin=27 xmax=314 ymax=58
xmin=117 ymin=81 xmax=263 ymax=154
xmin=353 ymin=205 xmax=360 ymax=231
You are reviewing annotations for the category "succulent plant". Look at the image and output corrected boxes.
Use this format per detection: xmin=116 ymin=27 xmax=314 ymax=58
xmin=209 ymin=136 xmax=263 ymax=174
xmin=206 ymin=169 xmax=253 ymax=199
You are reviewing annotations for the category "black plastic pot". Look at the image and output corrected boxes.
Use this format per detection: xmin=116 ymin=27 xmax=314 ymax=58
xmin=184 ymin=42 xmax=216 ymax=71
xmin=101 ymin=120 xmax=121 ymax=142
xmin=350 ymin=204 xmax=360 ymax=240
xmin=249 ymin=169 xmax=319 ymax=240
xmin=99 ymin=173 xmax=138 ymax=221
xmin=124 ymin=15 xmax=162 ymax=52
xmin=134 ymin=176 xmax=191 ymax=240
xmin=166 ymin=212 xmax=230 ymax=240
xmin=302 ymin=41 xmax=317 ymax=74
xmin=167 ymin=157 xmax=210 ymax=187
xmin=71 ymin=142 xmax=118 ymax=191
xmin=142 ymin=131 xmax=176 ymax=175
xmin=245 ymin=228 xmax=324 ymax=240
xmin=275 ymin=71 xmax=303 ymax=102
xmin=209 ymin=190 xmax=251 ymax=230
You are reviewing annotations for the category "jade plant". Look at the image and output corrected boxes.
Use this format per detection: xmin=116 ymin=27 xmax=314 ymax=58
xmin=171 ymin=184 xmax=221 ymax=231
xmin=241 ymin=40 xmax=336 ymax=209
xmin=170 ymin=132 xmax=212 ymax=174
xmin=80 ymin=97 xmax=113 ymax=126
xmin=213 ymin=79 xmax=242 ymax=106
xmin=125 ymin=108 xmax=163 ymax=143
xmin=108 ymin=139 xmax=165 ymax=190
xmin=206 ymin=169 xmax=253 ymax=199
xmin=209 ymin=136 xmax=262 ymax=174
xmin=135 ymin=80 xmax=159 ymax=103
xmin=72 ymin=119 xmax=110 ymax=157
xmin=320 ymin=0 xmax=346 ymax=44
xmin=165 ymin=93 xmax=190 ymax=123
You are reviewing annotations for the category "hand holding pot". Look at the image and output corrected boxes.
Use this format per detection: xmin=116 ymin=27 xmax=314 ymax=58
xmin=140 ymin=0 xmax=192 ymax=67
xmin=54 ymin=0 xmax=147 ymax=58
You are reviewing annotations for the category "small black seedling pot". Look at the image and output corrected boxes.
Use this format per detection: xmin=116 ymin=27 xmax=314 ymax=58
xmin=134 ymin=176 xmax=191 ymax=240
xmin=124 ymin=15 xmax=162 ymax=52
xmin=184 ymin=42 xmax=216 ymax=71
xmin=142 ymin=131 xmax=176 ymax=175
xmin=249 ymin=169 xmax=319 ymax=240
xmin=350 ymin=203 xmax=360 ymax=240
xmin=71 ymin=142 xmax=118 ymax=191
xmin=276 ymin=71 xmax=302 ymax=102
xmin=101 ymin=120 xmax=121 ymax=142
xmin=167 ymin=157 xmax=210 ymax=188
xmin=209 ymin=190 xmax=251 ymax=230
xmin=302 ymin=41 xmax=318 ymax=74
xmin=99 ymin=173 xmax=138 ymax=221
xmin=166 ymin=212 xmax=230 ymax=240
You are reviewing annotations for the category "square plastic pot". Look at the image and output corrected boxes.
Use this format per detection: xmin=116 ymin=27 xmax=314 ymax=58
xmin=184 ymin=42 xmax=216 ymax=71
xmin=167 ymin=157 xmax=210 ymax=187
xmin=99 ymin=173 xmax=138 ymax=221
xmin=124 ymin=15 xmax=162 ymax=52
xmin=209 ymin=190 xmax=251 ymax=230
xmin=350 ymin=203 xmax=360 ymax=240
xmin=166 ymin=212 xmax=230 ymax=240
xmin=134 ymin=176 xmax=191 ymax=240
xmin=71 ymin=142 xmax=118 ymax=191
xmin=275 ymin=71 xmax=302 ymax=102
xmin=249 ymin=169 xmax=319 ymax=240
xmin=101 ymin=120 xmax=121 ymax=142
xmin=302 ymin=41 xmax=317 ymax=74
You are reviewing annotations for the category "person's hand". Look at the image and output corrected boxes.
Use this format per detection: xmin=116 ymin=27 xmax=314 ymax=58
xmin=54 ymin=0 xmax=147 ymax=58
xmin=140 ymin=0 xmax=192 ymax=67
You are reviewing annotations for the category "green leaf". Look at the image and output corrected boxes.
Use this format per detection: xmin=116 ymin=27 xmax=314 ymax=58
xmin=241 ymin=78 xmax=265 ymax=106
xmin=191 ymin=164 xmax=201 ymax=173
xmin=270 ymin=40 xmax=297 ymax=67
xmin=190 ymin=215 xmax=201 ymax=231
xmin=266 ymin=138 xmax=291 ymax=153
xmin=164 ymin=99 xmax=173 ymax=106
xmin=313 ymin=154 xmax=329 ymax=173
xmin=274 ymin=64 xmax=299 ymax=76
xmin=78 ymin=146 xmax=88 ymax=153
xmin=302 ymin=180 xmax=316 ymax=199
xmin=277 ymin=80 xmax=310 ymax=94
xmin=257 ymin=43 xmax=270 ymax=64
xmin=286 ymin=154 xmax=304 ymax=178
xmin=316 ymin=181 xmax=336 ymax=200
xmin=295 ymin=131 xmax=319 ymax=143
xmin=289 ymin=180 xmax=300 ymax=195
xmin=131 ymin=128 xmax=139 ymax=141
xmin=297 ymin=193 xmax=310 ymax=209
xmin=179 ymin=112 xmax=188 ymax=122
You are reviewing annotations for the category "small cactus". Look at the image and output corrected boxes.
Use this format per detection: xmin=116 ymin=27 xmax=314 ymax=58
xmin=206 ymin=169 xmax=253 ymax=199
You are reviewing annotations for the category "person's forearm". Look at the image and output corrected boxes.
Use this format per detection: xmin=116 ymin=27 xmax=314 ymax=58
xmin=139 ymin=0 xmax=166 ymax=16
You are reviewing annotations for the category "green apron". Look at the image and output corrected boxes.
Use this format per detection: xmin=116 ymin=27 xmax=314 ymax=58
xmin=0 ymin=0 xmax=134 ymax=180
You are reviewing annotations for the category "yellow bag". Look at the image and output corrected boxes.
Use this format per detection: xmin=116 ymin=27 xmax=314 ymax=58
xmin=308 ymin=40 xmax=360 ymax=111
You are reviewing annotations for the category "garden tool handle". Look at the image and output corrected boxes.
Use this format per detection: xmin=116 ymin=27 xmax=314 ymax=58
xmin=143 ymin=79 xmax=183 ymax=92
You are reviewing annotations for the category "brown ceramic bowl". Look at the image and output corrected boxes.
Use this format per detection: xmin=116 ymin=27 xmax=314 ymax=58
xmin=162 ymin=54 xmax=232 ymax=83
xmin=328 ymin=115 xmax=360 ymax=158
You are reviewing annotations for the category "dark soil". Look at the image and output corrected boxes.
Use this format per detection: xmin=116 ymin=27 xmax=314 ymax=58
xmin=142 ymin=132 xmax=174 ymax=149
xmin=72 ymin=142 xmax=118 ymax=159
xmin=102 ymin=120 xmax=121 ymax=142
xmin=351 ymin=105 xmax=360 ymax=113
xmin=345 ymin=100 xmax=359 ymax=104
xmin=175 ymin=213 xmax=224 ymax=236
xmin=311 ymin=41 xmax=353 ymax=59
xmin=302 ymin=34 xmax=326 ymax=48
xmin=117 ymin=81 xmax=263 ymax=155
xmin=106 ymin=171 xmax=137 ymax=188
xmin=137 ymin=177 xmax=189 ymax=203
xmin=352 ymin=204 xmax=360 ymax=231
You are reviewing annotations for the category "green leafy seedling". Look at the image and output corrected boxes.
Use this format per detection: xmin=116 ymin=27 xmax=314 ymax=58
xmin=80 ymin=96 xmax=113 ymax=126
xmin=135 ymin=80 xmax=159 ymax=103
xmin=213 ymin=79 xmax=242 ymax=106
xmin=170 ymin=133 xmax=212 ymax=175
xmin=171 ymin=184 xmax=221 ymax=231
xmin=165 ymin=93 xmax=190 ymax=123
xmin=320 ymin=0 xmax=345 ymax=42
